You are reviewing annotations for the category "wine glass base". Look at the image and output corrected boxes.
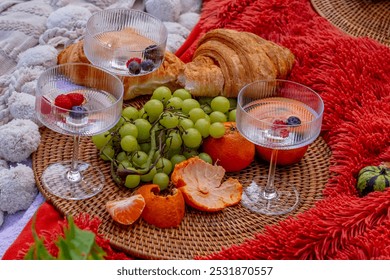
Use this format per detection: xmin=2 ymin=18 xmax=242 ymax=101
xmin=241 ymin=177 xmax=299 ymax=215
xmin=41 ymin=161 xmax=104 ymax=200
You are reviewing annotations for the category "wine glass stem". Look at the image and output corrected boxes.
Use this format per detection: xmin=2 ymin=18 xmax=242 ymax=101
xmin=263 ymin=149 xmax=279 ymax=199
xmin=66 ymin=135 xmax=82 ymax=183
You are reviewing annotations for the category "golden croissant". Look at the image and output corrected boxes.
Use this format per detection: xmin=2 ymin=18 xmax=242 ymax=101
xmin=57 ymin=28 xmax=295 ymax=100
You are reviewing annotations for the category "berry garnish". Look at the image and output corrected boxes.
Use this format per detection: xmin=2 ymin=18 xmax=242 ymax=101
xmin=126 ymin=57 xmax=142 ymax=68
xmin=67 ymin=92 xmax=85 ymax=106
xmin=140 ymin=59 xmax=155 ymax=72
xmin=271 ymin=119 xmax=289 ymax=138
xmin=54 ymin=94 xmax=73 ymax=110
xmin=279 ymin=129 xmax=289 ymax=138
xmin=143 ymin=44 xmax=163 ymax=63
xmin=272 ymin=119 xmax=286 ymax=129
xmin=69 ymin=106 xmax=87 ymax=119
xmin=128 ymin=60 xmax=141 ymax=75
xmin=287 ymin=116 xmax=301 ymax=126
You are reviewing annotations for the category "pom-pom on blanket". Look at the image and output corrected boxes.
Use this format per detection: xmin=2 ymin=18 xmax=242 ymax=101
xmin=176 ymin=0 xmax=390 ymax=260
xmin=3 ymin=0 xmax=390 ymax=260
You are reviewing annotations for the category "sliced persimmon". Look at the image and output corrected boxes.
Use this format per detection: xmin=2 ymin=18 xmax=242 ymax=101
xmin=106 ymin=194 xmax=145 ymax=225
xmin=171 ymin=157 xmax=243 ymax=212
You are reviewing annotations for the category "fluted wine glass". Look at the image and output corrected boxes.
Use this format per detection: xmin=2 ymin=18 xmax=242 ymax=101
xmin=236 ymin=80 xmax=324 ymax=215
xmin=84 ymin=8 xmax=168 ymax=77
xmin=35 ymin=63 xmax=124 ymax=200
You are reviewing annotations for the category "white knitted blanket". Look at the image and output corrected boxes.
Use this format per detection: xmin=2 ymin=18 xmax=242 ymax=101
xmin=0 ymin=0 xmax=201 ymax=258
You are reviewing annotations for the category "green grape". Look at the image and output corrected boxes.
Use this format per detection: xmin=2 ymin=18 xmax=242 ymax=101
xmin=124 ymin=174 xmax=141 ymax=189
xmin=170 ymin=154 xmax=186 ymax=166
xmin=139 ymin=142 xmax=151 ymax=153
xmin=119 ymin=123 xmax=138 ymax=138
xmin=140 ymin=166 xmax=157 ymax=182
xmin=122 ymin=106 xmax=139 ymax=120
xmin=204 ymin=114 xmax=210 ymax=122
xmin=120 ymin=135 xmax=138 ymax=152
xmin=183 ymin=148 xmax=198 ymax=159
xmin=165 ymin=131 xmax=182 ymax=150
xmin=211 ymin=96 xmax=230 ymax=113
xmin=198 ymin=97 xmax=213 ymax=105
xmin=134 ymin=118 xmax=152 ymax=140
xmin=198 ymin=152 xmax=213 ymax=164
xmin=209 ymin=122 xmax=226 ymax=138
xmin=194 ymin=118 xmax=210 ymax=138
xmin=118 ymin=159 xmax=132 ymax=169
xmin=228 ymin=98 xmax=237 ymax=109
xmin=152 ymin=86 xmax=172 ymax=104
xmin=160 ymin=112 xmax=179 ymax=128
xmin=173 ymin=88 xmax=192 ymax=100
xmin=188 ymin=107 xmax=206 ymax=123
xmin=130 ymin=151 xmax=149 ymax=167
xmin=179 ymin=118 xmax=194 ymax=129
xmin=152 ymin=172 xmax=170 ymax=190
xmin=209 ymin=111 xmax=227 ymax=123
xmin=201 ymin=104 xmax=213 ymax=114
xmin=116 ymin=151 xmax=128 ymax=162
xmin=138 ymin=107 xmax=148 ymax=119
xmin=147 ymin=114 xmax=159 ymax=124
xmin=156 ymin=157 xmax=173 ymax=175
xmin=92 ymin=131 xmax=111 ymax=149
xmin=144 ymin=99 xmax=164 ymax=118
xmin=182 ymin=128 xmax=202 ymax=148
xmin=166 ymin=147 xmax=181 ymax=159
xmin=228 ymin=109 xmax=237 ymax=121
xmin=100 ymin=145 xmax=115 ymax=161
xmin=166 ymin=96 xmax=183 ymax=109
xmin=181 ymin=98 xmax=200 ymax=114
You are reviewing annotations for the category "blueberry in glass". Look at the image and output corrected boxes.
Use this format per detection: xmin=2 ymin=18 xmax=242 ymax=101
xmin=128 ymin=60 xmax=141 ymax=75
xmin=143 ymin=44 xmax=163 ymax=63
xmin=141 ymin=59 xmax=155 ymax=72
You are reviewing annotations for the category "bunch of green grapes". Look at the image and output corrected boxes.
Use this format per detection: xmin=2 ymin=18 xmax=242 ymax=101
xmin=91 ymin=86 xmax=237 ymax=190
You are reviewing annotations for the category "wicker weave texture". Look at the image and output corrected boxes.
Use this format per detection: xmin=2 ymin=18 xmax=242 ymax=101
xmin=311 ymin=0 xmax=390 ymax=47
xmin=33 ymin=123 xmax=331 ymax=259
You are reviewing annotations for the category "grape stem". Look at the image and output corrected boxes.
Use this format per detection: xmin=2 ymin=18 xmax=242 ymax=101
xmin=116 ymin=122 xmax=161 ymax=178
xmin=113 ymin=108 xmax=188 ymax=181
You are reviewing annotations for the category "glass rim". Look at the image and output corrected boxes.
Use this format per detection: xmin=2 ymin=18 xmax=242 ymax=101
xmin=36 ymin=62 xmax=124 ymax=114
xmin=237 ymin=79 xmax=324 ymax=127
xmin=85 ymin=8 xmax=168 ymax=52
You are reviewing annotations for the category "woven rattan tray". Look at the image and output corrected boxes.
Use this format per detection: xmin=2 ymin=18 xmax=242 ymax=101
xmin=32 ymin=97 xmax=332 ymax=259
xmin=311 ymin=0 xmax=390 ymax=47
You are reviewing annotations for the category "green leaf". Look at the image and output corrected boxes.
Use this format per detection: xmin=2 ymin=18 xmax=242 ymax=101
xmin=56 ymin=216 xmax=106 ymax=260
xmin=24 ymin=214 xmax=106 ymax=260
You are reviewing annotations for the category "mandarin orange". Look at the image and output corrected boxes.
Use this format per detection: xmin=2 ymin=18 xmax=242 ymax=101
xmin=201 ymin=122 xmax=255 ymax=172
xmin=106 ymin=194 xmax=146 ymax=225
xmin=171 ymin=157 xmax=243 ymax=212
xmin=135 ymin=184 xmax=185 ymax=228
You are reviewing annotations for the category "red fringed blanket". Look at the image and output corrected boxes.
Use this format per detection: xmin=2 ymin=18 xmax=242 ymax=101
xmin=4 ymin=0 xmax=390 ymax=260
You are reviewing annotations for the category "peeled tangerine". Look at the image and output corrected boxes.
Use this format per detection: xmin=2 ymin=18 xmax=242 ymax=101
xmin=171 ymin=157 xmax=243 ymax=212
xmin=106 ymin=194 xmax=146 ymax=225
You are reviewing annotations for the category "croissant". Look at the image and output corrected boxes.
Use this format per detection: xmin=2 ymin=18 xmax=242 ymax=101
xmin=179 ymin=29 xmax=295 ymax=97
xmin=57 ymin=29 xmax=295 ymax=99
